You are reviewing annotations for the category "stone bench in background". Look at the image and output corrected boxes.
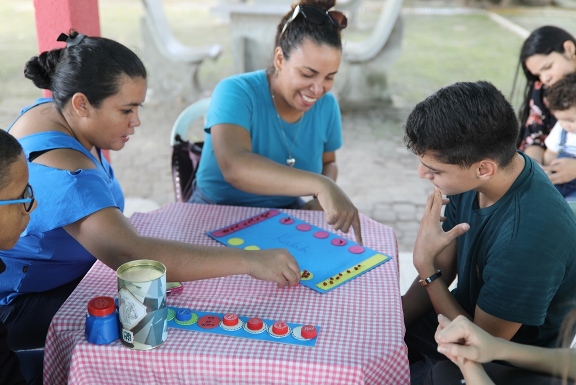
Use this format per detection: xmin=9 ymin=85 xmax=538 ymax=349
xmin=141 ymin=0 xmax=222 ymax=103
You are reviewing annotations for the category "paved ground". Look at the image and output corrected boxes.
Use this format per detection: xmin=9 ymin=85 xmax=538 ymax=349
xmin=2 ymin=1 xmax=576 ymax=295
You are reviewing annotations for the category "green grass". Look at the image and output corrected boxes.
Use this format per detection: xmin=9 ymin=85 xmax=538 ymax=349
xmin=388 ymin=13 xmax=524 ymax=108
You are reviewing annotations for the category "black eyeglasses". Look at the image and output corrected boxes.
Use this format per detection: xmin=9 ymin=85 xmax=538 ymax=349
xmin=0 ymin=184 xmax=35 ymax=213
xmin=280 ymin=5 xmax=348 ymax=39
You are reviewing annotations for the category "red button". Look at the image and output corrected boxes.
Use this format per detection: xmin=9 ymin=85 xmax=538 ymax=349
xmin=223 ymin=313 xmax=239 ymax=327
xmin=247 ymin=317 xmax=264 ymax=331
xmin=301 ymin=325 xmax=317 ymax=339
xmin=272 ymin=321 xmax=289 ymax=335
xmin=87 ymin=296 xmax=115 ymax=317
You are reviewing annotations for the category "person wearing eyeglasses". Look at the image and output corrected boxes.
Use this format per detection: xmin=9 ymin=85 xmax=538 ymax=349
xmin=190 ymin=0 xmax=363 ymax=245
xmin=0 ymin=129 xmax=41 ymax=385
xmin=1 ymin=30 xmax=301 ymax=358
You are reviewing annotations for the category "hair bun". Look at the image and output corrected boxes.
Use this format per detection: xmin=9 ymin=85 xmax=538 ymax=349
xmin=24 ymin=49 xmax=63 ymax=91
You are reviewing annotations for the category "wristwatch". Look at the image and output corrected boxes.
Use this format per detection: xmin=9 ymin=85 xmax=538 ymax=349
xmin=419 ymin=269 xmax=442 ymax=286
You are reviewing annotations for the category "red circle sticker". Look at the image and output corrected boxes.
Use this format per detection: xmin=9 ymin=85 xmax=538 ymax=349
xmin=296 ymin=224 xmax=312 ymax=231
xmin=280 ymin=217 xmax=295 ymax=225
xmin=331 ymin=238 xmax=347 ymax=246
xmin=348 ymin=245 xmax=365 ymax=254
xmin=198 ymin=315 xmax=221 ymax=329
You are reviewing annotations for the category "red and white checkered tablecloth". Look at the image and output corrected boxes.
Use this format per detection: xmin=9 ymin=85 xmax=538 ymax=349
xmin=43 ymin=203 xmax=409 ymax=385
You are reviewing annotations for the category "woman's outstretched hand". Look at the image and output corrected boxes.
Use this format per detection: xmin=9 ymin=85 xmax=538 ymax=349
xmin=315 ymin=182 xmax=363 ymax=245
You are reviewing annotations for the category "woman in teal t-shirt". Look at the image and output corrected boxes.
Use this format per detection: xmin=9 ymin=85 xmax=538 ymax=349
xmin=191 ymin=0 xmax=363 ymax=244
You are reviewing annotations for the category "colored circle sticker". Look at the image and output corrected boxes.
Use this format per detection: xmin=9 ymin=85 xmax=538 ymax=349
xmin=348 ymin=245 xmax=365 ymax=254
xmin=313 ymin=231 xmax=329 ymax=239
xmin=244 ymin=245 xmax=260 ymax=250
xmin=197 ymin=315 xmax=221 ymax=329
xmin=331 ymin=238 xmax=347 ymax=246
xmin=296 ymin=224 xmax=312 ymax=232
xmin=280 ymin=217 xmax=295 ymax=225
xmin=167 ymin=308 xmax=176 ymax=322
xmin=227 ymin=238 xmax=245 ymax=246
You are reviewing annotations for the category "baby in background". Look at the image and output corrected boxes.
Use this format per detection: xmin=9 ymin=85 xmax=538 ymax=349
xmin=542 ymin=72 xmax=576 ymax=200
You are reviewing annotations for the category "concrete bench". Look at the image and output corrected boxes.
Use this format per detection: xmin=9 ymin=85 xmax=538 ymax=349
xmin=230 ymin=0 xmax=363 ymax=26
xmin=337 ymin=0 xmax=404 ymax=109
xmin=140 ymin=0 xmax=222 ymax=103
xmin=210 ymin=0 xmax=404 ymax=109
xmin=210 ymin=4 xmax=288 ymax=74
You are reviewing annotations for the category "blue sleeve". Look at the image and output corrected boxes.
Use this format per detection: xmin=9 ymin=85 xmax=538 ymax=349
xmin=205 ymin=76 xmax=254 ymax=133
xmin=23 ymin=165 xmax=119 ymax=235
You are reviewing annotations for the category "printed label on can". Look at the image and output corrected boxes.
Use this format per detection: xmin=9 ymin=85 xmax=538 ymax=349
xmin=118 ymin=287 xmax=148 ymax=329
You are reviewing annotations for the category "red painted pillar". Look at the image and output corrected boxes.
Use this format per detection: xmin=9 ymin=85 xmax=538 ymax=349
xmin=32 ymin=0 xmax=110 ymax=161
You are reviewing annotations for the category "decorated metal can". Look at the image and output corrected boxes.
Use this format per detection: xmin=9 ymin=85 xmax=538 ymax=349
xmin=117 ymin=259 xmax=168 ymax=350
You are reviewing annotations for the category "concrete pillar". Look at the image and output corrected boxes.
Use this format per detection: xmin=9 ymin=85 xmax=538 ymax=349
xmin=32 ymin=0 xmax=109 ymax=160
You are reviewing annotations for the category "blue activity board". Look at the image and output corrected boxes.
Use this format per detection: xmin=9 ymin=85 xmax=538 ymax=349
xmin=167 ymin=307 xmax=320 ymax=347
xmin=207 ymin=209 xmax=391 ymax=293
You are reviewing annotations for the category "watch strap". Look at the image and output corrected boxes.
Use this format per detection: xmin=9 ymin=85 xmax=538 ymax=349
xmin=419 ymin=269 xmax=442 ymax=286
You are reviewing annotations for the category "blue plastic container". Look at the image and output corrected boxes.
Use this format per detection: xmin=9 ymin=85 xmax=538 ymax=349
xmin=85 ymin=296 xmax=120 ymax=345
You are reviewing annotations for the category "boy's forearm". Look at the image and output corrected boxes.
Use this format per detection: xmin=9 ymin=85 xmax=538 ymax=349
xmin=402 ymin=278 xmax=433 ymax=326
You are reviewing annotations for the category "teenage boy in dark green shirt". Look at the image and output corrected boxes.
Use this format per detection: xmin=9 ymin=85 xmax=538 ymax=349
xmin=401 ymin=81 xmax=576 ymax=384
